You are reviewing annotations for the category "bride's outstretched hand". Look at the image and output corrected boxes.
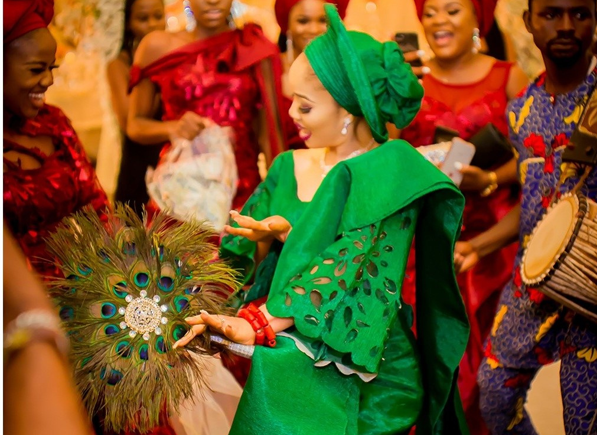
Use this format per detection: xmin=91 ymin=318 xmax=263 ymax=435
xmin=173 ymin=311 xmax=256 ymax=348
xmin=224 ymin=210 xmax=292 ymax=242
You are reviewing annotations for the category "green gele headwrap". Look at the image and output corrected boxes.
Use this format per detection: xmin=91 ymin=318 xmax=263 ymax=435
xmin=305 ymin=4 xmax=423 ymax=142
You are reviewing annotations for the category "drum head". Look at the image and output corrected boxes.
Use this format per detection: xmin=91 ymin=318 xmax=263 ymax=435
xmin=522 ymin=196 xmax=577 ymax=282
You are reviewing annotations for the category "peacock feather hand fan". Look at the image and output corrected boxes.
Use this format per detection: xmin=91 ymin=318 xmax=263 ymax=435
xmin=45 ymin=204 xmax=241 ymax=433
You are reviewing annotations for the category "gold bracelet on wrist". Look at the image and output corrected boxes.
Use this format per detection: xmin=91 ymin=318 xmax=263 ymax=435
xmin=480 ymin=171 xmax=498 ymax=197
xmin=3 ymin=310 xmax=69 ymax=364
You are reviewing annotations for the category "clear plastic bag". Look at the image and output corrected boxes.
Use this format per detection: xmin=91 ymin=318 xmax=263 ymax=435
xmin=146 ymin=125 xmax=238 ymax=231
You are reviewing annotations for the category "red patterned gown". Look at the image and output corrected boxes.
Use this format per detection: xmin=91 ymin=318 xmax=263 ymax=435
xmin=3 ymin=104 xmax=109 ymax=278
xmin=3 ymin=104 xmax=176 ymax=435
xmin=130 ymin=24 xmax=291 ymax=212
xmin=400 ymin=60 xmax=519 ymax=435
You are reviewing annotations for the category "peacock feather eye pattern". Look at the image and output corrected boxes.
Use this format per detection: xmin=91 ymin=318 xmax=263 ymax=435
xmin=45 ymin=204 xmax=240 ymax=433
xmin=112 ymin=281 xmax=128 ymax=299
xmin=174 ymin=296 xmax=189 ymax=313
xmin=101 ymin=303 xmax=117 ymax=318
xmin=139 ymin=343 xmax=149 ymax=361
xmin=60 ymin=306 xmax=74 ymax=321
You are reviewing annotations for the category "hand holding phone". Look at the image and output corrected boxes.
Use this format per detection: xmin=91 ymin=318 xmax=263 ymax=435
xmin=395 ymin=32 xmax=425 ymax=77
xmin=441 ymin=137 xmax=476 ymax=186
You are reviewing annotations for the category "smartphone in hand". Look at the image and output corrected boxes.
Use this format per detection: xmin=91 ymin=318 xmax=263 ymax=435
xmin=441 ymin=137 xmax=476 ymax=186
xmin=395 ymin=32 xmax=422 ymax=68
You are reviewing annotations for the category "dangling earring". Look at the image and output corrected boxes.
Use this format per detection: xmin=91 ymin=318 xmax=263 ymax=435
xmin=286 ymin=32 xmax=295 ymax=65
xmin=183 ymin=0 xmax=196 ymax=31
xmin=341 ymin=118 xmax=352 ymax=135
xmin=472 ymin=28 xmax=481 ymax=54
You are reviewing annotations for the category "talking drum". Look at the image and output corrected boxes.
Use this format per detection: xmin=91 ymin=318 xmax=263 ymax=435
xmin=521 ymin=193 xmax=597 ymax=323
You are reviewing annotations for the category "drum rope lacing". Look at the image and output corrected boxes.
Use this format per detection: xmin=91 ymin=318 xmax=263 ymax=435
xmin=548 ymin=163 xmax=593 ymax=209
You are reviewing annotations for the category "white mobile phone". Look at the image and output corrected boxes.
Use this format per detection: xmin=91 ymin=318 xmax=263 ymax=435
xmin=441 ymin=137 xmax=476 ymax=186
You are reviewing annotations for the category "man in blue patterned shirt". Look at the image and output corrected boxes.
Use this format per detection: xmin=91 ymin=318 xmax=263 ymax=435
xmin=455 ymin=0 xmax=597 ymax=433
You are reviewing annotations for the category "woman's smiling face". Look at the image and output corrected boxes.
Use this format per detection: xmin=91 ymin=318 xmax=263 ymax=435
xmin=421 ymin=0 xmax=479 ymax=61
xmin=287 ymin=0 xmax=328 ymax=54
xmin=4 ymin=28 xmax=57 ymax=120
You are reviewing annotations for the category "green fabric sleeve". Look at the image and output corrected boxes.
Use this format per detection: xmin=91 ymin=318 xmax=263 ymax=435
xmin=266 ymin=203 xmax=419 ymax=373
xmin=414 ymin=191 xmax=470 ymax=435
xmin=220 ymin=153 xmax=286 ymax=285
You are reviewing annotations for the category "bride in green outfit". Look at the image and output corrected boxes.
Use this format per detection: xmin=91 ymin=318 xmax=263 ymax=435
xmin=174 ymin=5 xmax=470 ymax=435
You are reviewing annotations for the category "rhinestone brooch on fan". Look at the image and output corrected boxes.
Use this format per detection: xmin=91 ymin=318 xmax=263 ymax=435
xmin=118 ymin=291 xmax=168 ymax=341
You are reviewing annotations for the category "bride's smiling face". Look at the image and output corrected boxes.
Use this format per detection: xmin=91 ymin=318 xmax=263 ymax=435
xmin=287 ymin=53 xmax=350 ymax=149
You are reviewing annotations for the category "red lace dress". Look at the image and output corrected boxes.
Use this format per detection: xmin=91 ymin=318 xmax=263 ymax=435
xmin=130 ymin=24 xmax=290 ymax=211
xmin=3 ymin=104 xmax=109 ymax=279
xmin=4 ymin=105 xmax=176 ymax=435
xmin=401 ymin=61 xmax=519 ymax=435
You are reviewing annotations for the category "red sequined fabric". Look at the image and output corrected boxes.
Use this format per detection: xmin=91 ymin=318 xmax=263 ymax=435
xmin=3 ymin=104 xmax=109 ymax=279
xmin=401 ymin=61 xmax=519 ymax=435
xmin=131 ymin=24 xmax=289 ymax=210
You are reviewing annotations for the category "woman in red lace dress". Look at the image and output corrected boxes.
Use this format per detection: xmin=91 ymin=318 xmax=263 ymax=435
xmin=127 ymin=0 xmax=291 ymax=211
xmin=3 ymin=0 xmax=109 ymax=280
xmin=401 ymin=1 xmax=528 ymax=434
xmin=3 ymin=2 xmax=177 ymax=434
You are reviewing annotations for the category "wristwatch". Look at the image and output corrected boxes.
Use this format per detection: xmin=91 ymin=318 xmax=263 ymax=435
xmin=4 ymin=310 xmax=70 ymax=364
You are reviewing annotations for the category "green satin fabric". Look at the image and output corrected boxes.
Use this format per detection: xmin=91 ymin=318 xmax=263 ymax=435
xmin=230 ymin=337 xmax=361 ymax=435
xmin=220 ymin=152 xmax=306 ymax=303
xmin=222 ymin=142 xmax=470 ymax=435
xmin=230 ymin=323 xmax=423 ymax=435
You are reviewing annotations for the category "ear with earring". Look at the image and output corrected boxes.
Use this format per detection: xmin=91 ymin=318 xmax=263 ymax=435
xmin=472 ymin=27 xmax=481 ymax=54
xmin=183 ymin=0 xmax=196 ymax=31
xmin=286 ymin=32 xmax=295 ymax=65
xmin=341 ymin=118 xmax=352 ymax=135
